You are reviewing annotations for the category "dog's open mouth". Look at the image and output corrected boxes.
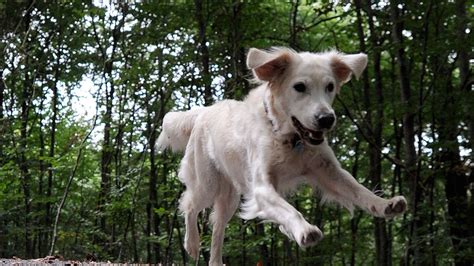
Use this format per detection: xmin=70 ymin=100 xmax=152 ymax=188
xmin=291 ymin=116 xmax=324 ymax=145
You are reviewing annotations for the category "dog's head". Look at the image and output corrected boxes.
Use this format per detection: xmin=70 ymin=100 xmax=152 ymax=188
xmin=247 ymin=47 xmax=367 ymax=145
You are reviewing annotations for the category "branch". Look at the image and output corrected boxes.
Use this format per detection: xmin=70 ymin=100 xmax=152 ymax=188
xmin=337 ymin=96 xmax=406 ymax=168
xmin=2 ymin=0 xmax=36 ymax=54
xmin=49 ymin=85 xmax=101 ymax=256
xmin=302 ymin=11 xmax=351 ymax=32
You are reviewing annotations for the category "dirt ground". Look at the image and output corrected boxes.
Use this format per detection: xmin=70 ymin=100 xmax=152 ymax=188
xmin=0 ymin=256 xmax=153 ymax=265
xmin=1 ymin=256 xmax=88 ymax=265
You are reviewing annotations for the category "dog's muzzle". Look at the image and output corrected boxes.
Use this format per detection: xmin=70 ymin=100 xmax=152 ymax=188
xmin=291 ymin=116 xmax=324 ymax=145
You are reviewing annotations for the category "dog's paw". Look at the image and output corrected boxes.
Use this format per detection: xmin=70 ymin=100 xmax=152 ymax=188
xmin=296 ymin=224 xmax=323 ymax=248
xmin=301 ymin=229 xmax=323 ymax=247
xmin=384 ymin=196 xmax=407 ymax=218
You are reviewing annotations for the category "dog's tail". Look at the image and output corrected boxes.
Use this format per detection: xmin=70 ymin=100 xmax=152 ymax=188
xmin=157 ymin=108 xmax=203 ymax=152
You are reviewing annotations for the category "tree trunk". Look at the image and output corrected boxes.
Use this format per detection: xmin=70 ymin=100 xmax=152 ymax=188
xmin=97 ymin=6 xmax=126 ymax=249
xmin=350 ymin=138 xmax=361 ymax=266
xmin=241 ymin=221 xmax=247 ymax=265
xmin=0 ymin=68 xmax=4 ymax=160
xmin=19 ymin=7 xmax=33 ymax=257
xmin=367 ymin=3 xmax=391 ymax=265
xmin=46 ymin=50 xmax=61 ymax=255
xmin=289 ymin=0 xmax=299 ymax=49
xmin=146 ymin=103 xmax=160 ymax=263
xmin=226 ymin=1 xmax=247 ymax=100
xmin=442 ymin=2 xmax=471 ymax=265
xmin=439 ymin=78 xmax=470 ymax=266
xmin=256 ymin=223 xmax=270 ymax=265
xmin=38 ymin=96 xmax=46 ymax=257
xmin=146 ymin=47 xmax=169 ymax=263
xmin=389 ymin=1 xmax=422 ymax=264
xmin=459 ymin=0 xmax=474 ymax=261
xmin=416 ymin=0 xmax=432 ymax=262
xmin=355 ymin=1 xmax=389 ymax=264
xmin=194 ymin=0 xmax=213 ymax=106
xmin=20 ymin=69 xmax=32 ymax=259
xmin=100 ymin=73 xmax=114 ymax=234
xmin=0 ymin=67 xmax=6 ymax=258
xmin=194 ymin=1 xmax=213 ymax=263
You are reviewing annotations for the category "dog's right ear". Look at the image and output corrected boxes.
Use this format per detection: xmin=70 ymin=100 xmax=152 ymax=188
xmin=331 ymin=53 xmax=368 ymax=84
xmin=247 ymin=48 xmax=291 ymax=82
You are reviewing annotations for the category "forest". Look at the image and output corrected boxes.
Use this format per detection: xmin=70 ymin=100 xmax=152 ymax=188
xmin=0 ymin=0 xmax=472 ymax=265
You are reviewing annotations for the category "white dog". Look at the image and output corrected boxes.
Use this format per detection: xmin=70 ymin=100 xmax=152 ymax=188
xmin=157 ymin=47 xmax=407 ymax=265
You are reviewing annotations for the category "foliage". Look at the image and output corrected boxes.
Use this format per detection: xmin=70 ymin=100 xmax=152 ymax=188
xmin=0 ymin=0 xmax=472 ymax=265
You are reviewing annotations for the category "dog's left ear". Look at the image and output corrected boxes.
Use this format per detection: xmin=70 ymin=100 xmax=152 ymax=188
xmin=331 ymin=53 xmax=368 ymax=84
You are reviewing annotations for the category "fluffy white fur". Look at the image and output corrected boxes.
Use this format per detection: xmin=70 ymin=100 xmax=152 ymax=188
xmin=157 ymin=47 xmax=407 ymax=265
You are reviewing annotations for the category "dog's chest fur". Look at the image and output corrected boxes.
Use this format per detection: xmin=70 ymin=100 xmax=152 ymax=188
xmin=266 ymin=137 xmax=325 ymax=193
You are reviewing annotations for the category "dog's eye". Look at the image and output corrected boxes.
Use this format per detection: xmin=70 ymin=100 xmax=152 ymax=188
xmin=326 ymin=83 xmax=334 ymax=93
xmin=293 ymin=83 xmax=306 ymax=93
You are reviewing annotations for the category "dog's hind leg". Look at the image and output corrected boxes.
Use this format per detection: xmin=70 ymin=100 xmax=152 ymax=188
xmin=180 ymin=189 xmax=209 ymax=260
xmin=209 ymin=180 xmax=239 ymax=266
xmin=178 ymin=128 xmax=219 ymax=260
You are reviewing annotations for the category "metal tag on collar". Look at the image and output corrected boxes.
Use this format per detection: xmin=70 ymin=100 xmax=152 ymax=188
xmin=293 ymin=136 xmax=305 ymax=153
xmin=294 ymin=140 xmax=305 ymax=152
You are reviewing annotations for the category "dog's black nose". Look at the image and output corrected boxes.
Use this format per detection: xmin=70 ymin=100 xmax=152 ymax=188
xmin=317 ymin=114 xmax=335 ymax=129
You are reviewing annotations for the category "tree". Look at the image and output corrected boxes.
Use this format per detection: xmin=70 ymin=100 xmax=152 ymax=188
xmin=0 ymin=1 xmax=471 ymax=264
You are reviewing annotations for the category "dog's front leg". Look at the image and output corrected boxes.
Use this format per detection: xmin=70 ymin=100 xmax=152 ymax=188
xmin=241 ymin=169 xmax=323 ymax=248
xmin=309 ymin=147 xmax=407 ymax=218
